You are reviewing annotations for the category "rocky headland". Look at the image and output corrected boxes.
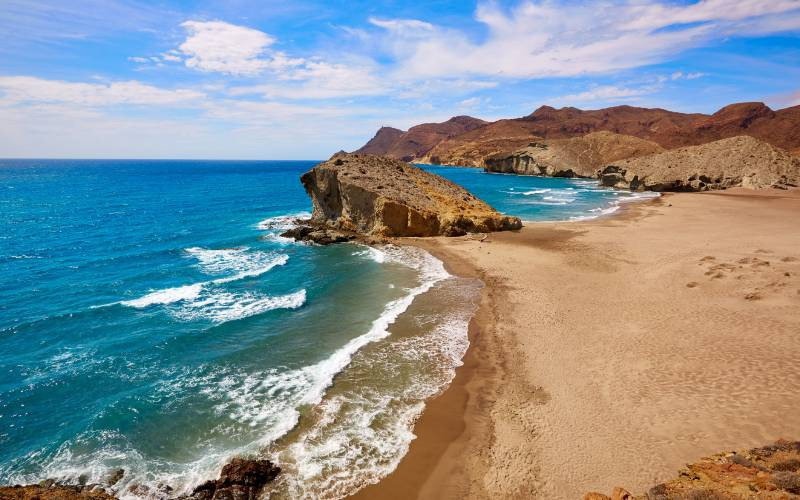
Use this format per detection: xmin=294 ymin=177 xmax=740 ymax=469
xmin=599 ymin=136 xmax=800 ymax=191
xmin=281 ymin=152 xmax=521 ymax=244
xmin=586 ymin=440 xmax=800 ymax=499
xmin=483 ymin=131 xmax=664 ymax=178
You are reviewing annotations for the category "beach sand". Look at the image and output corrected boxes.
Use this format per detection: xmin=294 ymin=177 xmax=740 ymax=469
xmin=352 ymin=188 xmax=800 ymax=499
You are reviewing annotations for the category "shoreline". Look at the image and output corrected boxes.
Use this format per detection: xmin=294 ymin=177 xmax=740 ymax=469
xmin=353 ymin=188 xmax=800 ymax=498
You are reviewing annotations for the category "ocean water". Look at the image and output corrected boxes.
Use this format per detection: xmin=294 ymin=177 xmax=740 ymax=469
xmin=421 ymin=164 xmax=659 ymax=221
xmin=0 ymin=159 xmax=652 ymax=498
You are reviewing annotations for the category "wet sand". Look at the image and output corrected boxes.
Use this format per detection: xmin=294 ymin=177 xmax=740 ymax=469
xmin=353 ymin=188 xmax=800 ymax=499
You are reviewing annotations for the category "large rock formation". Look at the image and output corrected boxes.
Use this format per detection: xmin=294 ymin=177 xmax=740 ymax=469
xmin=285 ymin=153 xmax=521 ymax=242
xmin=357 ymin=102 xmax=800 ymax=166
xmin=586 ymin=440 xmax=800 ymax=499
xmin=484 ymin=132 xmax=664 ymax=178
xmin=599 ymin=136 xmax=800 ymax=192
xmin=354 ymin=116 xmax=487 ymax=162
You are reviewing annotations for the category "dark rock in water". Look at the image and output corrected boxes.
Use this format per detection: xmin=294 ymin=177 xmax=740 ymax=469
xmin=105 ymin=469 xmax=124 ymax=487
xmin=280 ymin=224 xmax=359 ymax=245
xmin=184 ymin=458 xmax=280 ymax=500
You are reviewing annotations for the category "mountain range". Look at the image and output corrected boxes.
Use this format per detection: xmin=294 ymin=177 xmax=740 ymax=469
xmin=354 ymin=102 xmax=800 ymax=167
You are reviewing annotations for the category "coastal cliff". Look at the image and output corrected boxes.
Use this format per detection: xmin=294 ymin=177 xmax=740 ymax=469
xmin=599 ymin=135 xmax=800 ymax=191
xmin=484 ymin=132 xmax=663 ymax=178
xmin=284 ymin=153 xmax=521 ymax=243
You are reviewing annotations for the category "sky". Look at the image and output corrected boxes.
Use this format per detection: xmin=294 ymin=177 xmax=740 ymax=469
xmin=1 ymin=0 xmax=799 ymax=159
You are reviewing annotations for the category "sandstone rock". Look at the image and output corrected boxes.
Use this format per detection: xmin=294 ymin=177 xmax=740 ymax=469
xmin=0 ymin=484 xmax=116 ymax=499
xmin=291 ymin=153 xmax=521 ymax=241
xmin=484 ymin=132 xmax=663 ymax=177
xmin=599 ymin=136 xmax=800 ymax=192
xmin=184 ymin=458 xmax=280 ymax=500
xmin=588 ymin=440 xmax=800 ymax=499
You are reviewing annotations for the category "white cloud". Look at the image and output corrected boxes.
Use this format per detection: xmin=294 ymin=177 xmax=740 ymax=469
xmin=179 ymin=20 xmax=276 ymax=75
xmin=368 ymin=18 xmax=435 ymax=33
xmin=458 ymin=97 xmax=481 ymax=108
xmin=0 ymin=76 xmax=205 ymax=106
xmin=555 ymin=85 xmax=655 ymax=103
xmin=369 ymin=0 xmax=800 ymax=80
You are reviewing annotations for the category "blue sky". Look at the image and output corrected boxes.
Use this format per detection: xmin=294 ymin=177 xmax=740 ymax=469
xmin=1 ymin=0 xmax=799 ymax=159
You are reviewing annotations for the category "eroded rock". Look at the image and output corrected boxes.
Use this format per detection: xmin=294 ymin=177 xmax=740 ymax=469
xmin=484 ymin=132 xmax=664 ymax=177
xmin=599 ymin=136 xmax=800 ymax=192
xmin=286 ymin=153 xmax=520 ymax=243
xmin=586 ymin=440 xmax=800 ymax=499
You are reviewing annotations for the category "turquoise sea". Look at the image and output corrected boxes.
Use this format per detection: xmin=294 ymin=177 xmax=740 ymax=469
xmin=0 ymin=159 xmax=656 ymax=498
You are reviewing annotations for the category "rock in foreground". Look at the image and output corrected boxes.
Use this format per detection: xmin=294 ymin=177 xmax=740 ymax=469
xmin=0 ymin=484 xmax=116 ymax=499
xmin=600 ymin=136 xmax=800 ymax=192
xmin=184 ymin=458 xmax=280 ymax=500
xmin=484 ymin=132 xmax=664 ymax=178
xmin=585 ymin=440 xmax=800 ymax=499
xmin=286 ymin=153 xmax=521 ymax=242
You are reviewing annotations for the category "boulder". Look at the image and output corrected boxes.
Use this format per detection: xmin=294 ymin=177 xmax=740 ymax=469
xmin=287 ymin=153 xmax=521 ymax=243
xmin=599 ymin=135 xmax=800 ymax=192
xmin=185 ymin=458 xmax=280 ymax=500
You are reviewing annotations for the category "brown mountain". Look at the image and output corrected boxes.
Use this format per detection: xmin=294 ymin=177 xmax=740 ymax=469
xmin=356 ymin=102 xmax=800 ymax=167
xmin=354 ymin=115 xmax=487 ymax=161
xmin=356 ymin=126 xmax=405 ymax=155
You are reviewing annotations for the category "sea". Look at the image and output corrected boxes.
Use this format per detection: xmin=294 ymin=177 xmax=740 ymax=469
xmin=0 ymin=159 xmax=657 ymax=498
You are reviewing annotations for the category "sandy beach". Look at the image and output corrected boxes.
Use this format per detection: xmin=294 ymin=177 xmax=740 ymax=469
xmin=354 ymin=188 xmax=800 ymax=499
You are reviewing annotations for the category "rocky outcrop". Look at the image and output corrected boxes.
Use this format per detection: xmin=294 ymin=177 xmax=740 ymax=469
xmin=0 ymin=484 xmax=116 ymax=499
xmin=585 ymin=440 xmax=800 ymax=499
xmin=354 ymin=116 xmax=487 ymax=162
xmin=183 ymin=458 xmax=280 ymax=500
xmin=484 ymin=132 xmax=664 ymax=178
xmin=284 ymin=153 xmax=521 ymax=243
xmin=599 ymin=136 xmax=800 ymax=192
xmin=357 ymin=102 xmax=800 ymax=166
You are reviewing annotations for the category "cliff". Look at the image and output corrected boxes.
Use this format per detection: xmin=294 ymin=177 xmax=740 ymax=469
xmin=484 ymin=132 xmax=664 ymax=178
xmin=599 ymin=136 xmax=800 ymax=192
xmin=586 ymin=440 xmax=800 ymax=499
xmin=284 ymin=153 xmax=521 ymax=242
xmin=357 ymin=102 xmax=800 ymax=166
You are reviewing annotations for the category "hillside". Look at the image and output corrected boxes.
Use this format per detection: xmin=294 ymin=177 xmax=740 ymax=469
xmin=484 ymin=131 xmax=664 ymax=178
xmin=599 ymin=135 xmax=800 ymax=191
xmin=356 ymin=102 xmax=800 ymax=167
